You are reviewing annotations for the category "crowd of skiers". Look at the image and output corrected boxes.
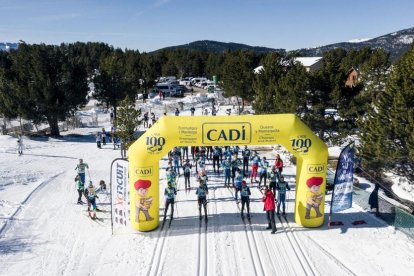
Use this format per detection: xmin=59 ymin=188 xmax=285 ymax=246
xmin=163 ymin=145 xmax=291 ymax=234
xmin=74 ymin=159 xmax=107 ymax=219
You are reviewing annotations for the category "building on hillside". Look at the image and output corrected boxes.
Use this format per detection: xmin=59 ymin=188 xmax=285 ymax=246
xmin=345 ymin=67 xmax=359 ymax=88
xmin=293 ymin=57 xmax=323 ymax=72
xmin=253 ymin=57 xmax=323 ymax=74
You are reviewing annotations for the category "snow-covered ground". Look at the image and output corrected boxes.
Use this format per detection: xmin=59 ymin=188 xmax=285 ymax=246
xmin=1 ymin=93 xmax=414 ymax=276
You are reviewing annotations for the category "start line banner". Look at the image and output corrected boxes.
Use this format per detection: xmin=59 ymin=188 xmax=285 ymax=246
xmin=110 ymin=158 xmax=130 ymax=233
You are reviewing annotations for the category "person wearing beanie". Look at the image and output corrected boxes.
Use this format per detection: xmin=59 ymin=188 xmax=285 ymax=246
xmin=134 ymin=179 xmax=154 ymax=222
xmin=305 ymin=177 xmax=324 ymax=219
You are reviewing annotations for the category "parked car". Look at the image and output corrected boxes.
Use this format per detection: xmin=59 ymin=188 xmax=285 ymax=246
xmin=155 ymin=83 xmax=174 ymax=97
xmin=171 ymin=87 xmax=185 ymax=97
xmin=179 ymin=77 xmax=192 ymax=86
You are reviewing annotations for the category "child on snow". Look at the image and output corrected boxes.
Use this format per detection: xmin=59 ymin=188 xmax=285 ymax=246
xmin=75 ymin=175 xmax=86 ymax=204
xmin=84 ymin=182 xmax=99 ymax=212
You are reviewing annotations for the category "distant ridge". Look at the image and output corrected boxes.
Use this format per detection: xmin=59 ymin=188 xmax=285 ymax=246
xmin=153 ymin=40 xmax=285 ymax=54
xmin=2 ymin=27 xmax=414 ymax=61
xmin=295 ymin=27 xmax=414 ymax=61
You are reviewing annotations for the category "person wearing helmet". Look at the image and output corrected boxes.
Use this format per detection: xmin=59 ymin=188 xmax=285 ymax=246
xmin=84 ymin=181 xmax=99 ymax=212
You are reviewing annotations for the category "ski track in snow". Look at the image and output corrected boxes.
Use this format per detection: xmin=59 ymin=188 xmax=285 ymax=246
xmin=1 ymin=100 xmax=414 ymax=276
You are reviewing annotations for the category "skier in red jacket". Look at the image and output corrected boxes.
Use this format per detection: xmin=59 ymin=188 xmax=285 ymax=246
xmin=274 ymin=154 xmax=283 ymax=178
xmin=261 ymin=186 xmax=277 ymax=234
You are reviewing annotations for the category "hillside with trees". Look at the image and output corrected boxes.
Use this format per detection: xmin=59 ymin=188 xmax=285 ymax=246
xmin=1 ymin=41 xmax=413 ymax=182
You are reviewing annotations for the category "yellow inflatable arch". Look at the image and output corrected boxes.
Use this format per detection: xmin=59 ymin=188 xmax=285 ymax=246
xmin=129 ymin=114 xmax=328 ymax=232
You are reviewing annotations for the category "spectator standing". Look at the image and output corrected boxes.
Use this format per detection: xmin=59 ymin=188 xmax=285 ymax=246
xmin=261 ymin=186 xmax=277 ymax=234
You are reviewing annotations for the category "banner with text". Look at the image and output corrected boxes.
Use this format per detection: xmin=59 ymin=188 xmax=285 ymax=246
xmin=331 ymin=142 xmax=355 ymax=212
xmin=111 ymin=158 xmax=130 ymax=232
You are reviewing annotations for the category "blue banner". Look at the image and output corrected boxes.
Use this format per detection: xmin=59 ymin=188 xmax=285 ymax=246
xmin=331 ymin=143 xmax=354 ymax=212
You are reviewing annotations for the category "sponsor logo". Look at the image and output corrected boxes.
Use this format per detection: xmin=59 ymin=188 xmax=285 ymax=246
xmin=307 ymin=164 xmax=325 ymax=174
xmin=146 ymin=136 xmax=165 ymax=153
xmin=202 ymin=122 xmax=251 ymax=145
xmin=290 ymin=138 xmax=312 ymax=153
xmin=134 ymin=166 xmax=153 ymax=176
xmin=115 ymin=162 xmax=128 ymax=205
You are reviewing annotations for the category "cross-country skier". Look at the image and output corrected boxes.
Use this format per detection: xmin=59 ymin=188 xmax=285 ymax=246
xmin=101 ymin=128 xmax=107 ymax=145
xmin=241 ymin=145 xmax=251 ymax=176
xmin=268 ymin=166 xmax=279 ymax=199
xmin=250 ymin=152 xmax=260 ymax=183
xmin=231 ymin=154 xmax=241 ymax=186
xmin=274 ymin=154 xmax=284 ymax=178
xmin=96 ymin=132 xmax=102 ymax=149
xmin=75 ymin=175 xmax=85 ymax=204
xmin=222 ymin=157 xmax=232 ymax=188
xmin=85 ymin=182 xmax=99 ymax=218
xmin=258 ymin=156 xmax=269 ymax=187
xmin=166 ymin=168 xmax=177 ymax=189
xmin=75 ymin=159 xmax=89 ymax=185
xmin=240 ymin=180 xmax=251 ymax=219
xmin=234 ymin=169 xmax=243 ymax=201
xmin=212 ymin=146 xmax=222 ymax=173
xmin=173 ymin=147 xmax=182 ymax=175
xmin=276 ymin=175 xmax=291 ymax=215
xmin=163 ymin=181 xmax=177 ymax=221
xmin=182 ymin=159 xmax=192 ymax=190
xmin=196 ymin=179 xmax=209 ymax=221
xmin=197 ymin=170 xmax=208 ymax=187
xmin=17 ymin=134 xmax=24 ymax=156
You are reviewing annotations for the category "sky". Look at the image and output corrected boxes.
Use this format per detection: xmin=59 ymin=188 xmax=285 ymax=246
xmin=1 ymin=0 xmax=414 ymax=52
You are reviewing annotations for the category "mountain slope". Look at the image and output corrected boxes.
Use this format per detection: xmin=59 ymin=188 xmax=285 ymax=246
xmin=295 ymin=27 xmax=414 ymax=61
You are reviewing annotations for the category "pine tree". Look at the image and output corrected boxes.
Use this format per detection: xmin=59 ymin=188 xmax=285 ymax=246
xmin=358 ymin=43 xmax=414 ymax=181
xmin=221 ymin=50 xmax=258 ymax=113
xmin=115 ymin=96 xmax=141 ymax=151
xmin=1 ymin=43 xmax=88 ymax=136
xmin=93 ymin=50 xmax=134 ymax=120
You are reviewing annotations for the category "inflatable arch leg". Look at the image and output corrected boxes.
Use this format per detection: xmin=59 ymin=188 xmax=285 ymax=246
xmin=128 ymin=114 xmax=328 ymax=232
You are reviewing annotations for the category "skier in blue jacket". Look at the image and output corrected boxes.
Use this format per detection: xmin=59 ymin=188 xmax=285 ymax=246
xmin=163 ymin=181 xmax=177 ymax=220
